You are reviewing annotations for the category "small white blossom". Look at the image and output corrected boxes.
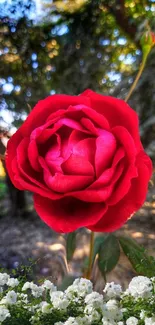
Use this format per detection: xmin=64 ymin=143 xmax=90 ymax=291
xmin=22 ymin=282 xmax=44 ymax=297
xmin=31 ymin=283 xmax=44 ymax=298
xmin=127 ymin=276 xmax=152 ymax=298
xmin=105 ymin=299 xmax=122 ymax=321
xmin=126 ymin=276 xmax=152 ymax=298
xmin=22 ymin=281 xmax=33 ymax=291
xmin=50 ymin=291 xmax=69 ymax=310
xmin=126 ymin=317 xmax=138 ymax=325
xmin=7 ymin=277 xmax=19 ymax=287
xmin=0 ymin=272 xmax=154 ymax=324
xmin=64 ymin=317 xmax=79 ymax=325
xmin=151 ymin=277 xmax=155 ymax=292
xmin=0 ymin=273 xmax=10 ymax=286
xmin=140 ymin=310 xmax=145 ymax=319
xmin=85 ymin=291 xmax=103 ymax=308
xmin=41 ymin=301 xmax=51 ymax=314
xmin=17 ymin=293 xmax=28 ymax=303
xmin=42 ymin=279 xmax=57 ymax=291
xmin=6 ymin=290 xmax=17 ymax=304
xmin=84 ymin=305 xmax=101 ymax=322
xmin=65 ymin=278 xmax=92 ymax=299
xmin=30 ymin=315 xmax=40 ymax=323
xmin=76 ymin=316 xmax=90 ymax=325
xmin=0 ymin=306 xmax=10 ymax=322
xmin=102 ymin=316 xmax=116 ymax=325
xmin=0 ymin=298 xmax=6 ymax=306
xmin=145 ymin=317 xmax=155 ymax=325
xmin=104 ymin=282 xmax=122 ymax=299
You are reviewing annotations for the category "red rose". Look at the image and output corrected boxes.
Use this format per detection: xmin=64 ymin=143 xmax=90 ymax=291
xmin=6 ymin=90 xmax=152 ymax=233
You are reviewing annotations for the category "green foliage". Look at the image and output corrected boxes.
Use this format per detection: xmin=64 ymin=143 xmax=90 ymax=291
xmin=0 ymin=178 xmax=7 ymax=199
xmin=66 ymin=231 xmax=77 ymax=262
xmin=1 ymin=270 xmax=155 ymax=324
xmin=98 ymin=234 xmax=120 ymax=279
xmin=121 ymin=295 xmax=155 ymax=321
xmin=92 ymin=234 xmax=109 ymax=263
xmin=37 ymin=309 xmax=68 ymax=325
xmin=0 ymin=0 xmax=154 ymax=131
xmin=119 ymin=236 xmax=155 ymax=277
xmin=58 ymin=275 xmax=76 ymax=291
xmin=0 ymin=0 xmax=155 ymax=158
xmin=3 ymin=306 xmax=32 ymax=325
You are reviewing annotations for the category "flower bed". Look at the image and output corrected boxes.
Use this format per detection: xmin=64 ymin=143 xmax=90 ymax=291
xmin=0 ymin=273 xmax=155 ymax=324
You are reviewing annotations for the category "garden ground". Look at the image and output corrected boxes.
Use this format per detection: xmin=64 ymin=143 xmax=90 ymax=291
xmin=0 ymin=178 xmax=155 ymax=291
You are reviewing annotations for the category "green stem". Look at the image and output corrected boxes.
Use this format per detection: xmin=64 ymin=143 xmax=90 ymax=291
xmin=125 ymin=53 xmax=148 ymax=103
xmin=86 ymin=231 xmax=95 ymax=280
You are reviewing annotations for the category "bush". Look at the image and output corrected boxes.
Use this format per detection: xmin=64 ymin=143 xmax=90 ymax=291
xmin=0 ymin=273 xmax=155 ymax=324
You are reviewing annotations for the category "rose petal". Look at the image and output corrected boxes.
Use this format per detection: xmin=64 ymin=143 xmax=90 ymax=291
xmin=73 ymin=137 xmax=96 ymax=164
xmin=41 ymin=154 xmax=63 ymax=175
xmin=16 ymin=139 xmax=48 ymax=190
xmin=76 ymin=147 xmax=125 ymax=191
xmin=112 ymin=126 xmax=137 ymax=162
xmin=12 ymin=156 xmax=61 ymax=199
xmin=62 ymin=154 xmax=94 ymax=176
xmin=68 ymin=129 xmax=88 ymax=147
xmin=95 ymin=131 xmax=117 ymax=177
xmin=43 ymin=170 xmax=94 ymax=193
xmin=45 ymin=134 xmax=61 ymax=160
xmin=80 ymin=117 xmax=99 ymax=135
xmin=37 ymin=118 xmax=91 ymax=152
xmin=70 ymin=161 xmax=124 ymax=202
xmin=67 ymin=104 xmax=110 ymax=130
xmin=15 ymin=138 xmax=61 ymax=199
xmin=108 ymin=164 xmax=138 ymax=205
xmin=81 ymin=89 xmax=142 ymax=151
xmin=34 ymin=194 xmax=107 ymax=233
xmin=112 ymin=147 xmax=125 ymax=166
xmin=28 ymin=140 xmax=41 ymax=172
xmin=61 ymin=129 xmax=87 ymax=159
xmin=46 ymin=109 xmax=66 ymax=123
xmin=44 ymin=133 xmax=63 ymax=173
xmin=56 ymin=117 xmax=87 ymax=131
xmin=30 ymin=120 xmax=53 ymax=141
xmin=107 ymin=127 xmax=138 ymax=205
xmin=88 ymin=162 xmax=151 ymax=232
xmin=21 ymin=94 xmax=91 ymax=136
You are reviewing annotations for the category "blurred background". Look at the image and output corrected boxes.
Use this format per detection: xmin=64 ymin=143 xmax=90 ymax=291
xmin=0 ymin=0 xmax=155 ymax=288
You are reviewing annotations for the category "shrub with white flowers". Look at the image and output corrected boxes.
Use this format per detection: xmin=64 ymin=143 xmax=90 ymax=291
xmin=0 ymin=273 xmax=155 ymax=325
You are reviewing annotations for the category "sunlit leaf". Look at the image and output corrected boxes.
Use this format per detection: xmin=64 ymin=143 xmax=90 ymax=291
xmin=93 ymin=234 xmax=109 ymax=263
xmin=58 ymin=275 xmax=76 ymax=291
xmin=98 ymin=234 xmax=120 ymax=279
xmin=66 ymin=231 xmax=77 ymax=262
xmin=119 ymin=236 xmax=155 ymax=277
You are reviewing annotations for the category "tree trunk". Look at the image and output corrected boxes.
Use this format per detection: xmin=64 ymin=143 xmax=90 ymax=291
xmin=0 ymin=136 xmax=27 ymax=217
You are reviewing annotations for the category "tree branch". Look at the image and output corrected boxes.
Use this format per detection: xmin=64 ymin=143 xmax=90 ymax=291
xmin=103 ymin=0 xmax=141 ymax=48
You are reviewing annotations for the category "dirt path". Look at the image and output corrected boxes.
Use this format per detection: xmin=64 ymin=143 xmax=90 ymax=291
xmin=0 ymin=187 xmax=155 ymax=290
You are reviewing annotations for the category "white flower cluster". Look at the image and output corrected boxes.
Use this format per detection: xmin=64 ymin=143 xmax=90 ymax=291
xmin=125 ymin=276 xmax=153 ymax=298
xmin=0 ymin=273 xmax=154 ymax=324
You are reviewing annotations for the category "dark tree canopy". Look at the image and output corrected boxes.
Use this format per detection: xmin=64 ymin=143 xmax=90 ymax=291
xmin=0 ymin=0 xmax=155 ymax=158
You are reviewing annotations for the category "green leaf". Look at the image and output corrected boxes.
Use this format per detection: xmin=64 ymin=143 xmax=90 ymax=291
xmin=98 ymin=234 xmax=120 ymax=279
xmin=58 ymin=275 xmax=76 ymax=291
xmin=93 ymin=234 xmax=109 ymax=263
xmin=119 ymin=236 xmax=155 ymax=277
xmin=66 ymin=231 xmax=77 ymax=262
